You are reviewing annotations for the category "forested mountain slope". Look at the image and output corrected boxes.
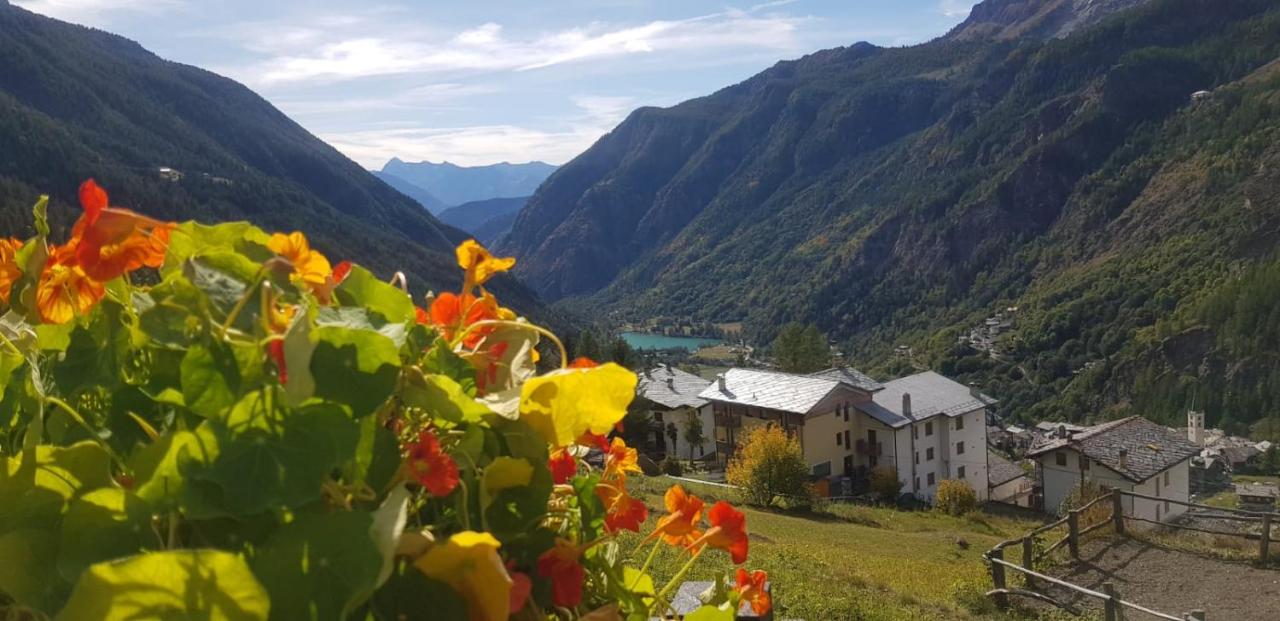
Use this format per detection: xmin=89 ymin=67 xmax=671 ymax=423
xmin=380 ymin=159 xmax=556 ymax=208
xmin=503 ymin=0 xmax=1280 ymax=430
xmin=0 ymin=1 xmax=539 ymax=308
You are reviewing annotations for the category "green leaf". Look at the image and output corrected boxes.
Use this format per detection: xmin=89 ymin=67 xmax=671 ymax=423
xmin=164 ymin=221 xmax=273 ymax=277
xmin=371 ymin=485 xmax=410 ymax=589
xmin=311 ymin=321 xmax=400 ymax=418
xmin=4 ymin=442 xmax=114 ymax=501
xmin=0 ymin=347 xmax=25 ymax=403
xmin=249 ymin=511 xmax=383 ymax=621
xmin=334 ymin=265 xmax=414 ymax=324
xmin=281 ymin=307 xmax=316 ymax=405
xmin=129 ymin=430 xmax=216 ymax=509
xmin=399 ymin=371 xmax=490 ymax=424
xmin=181 ymin=343 xmax=240 ymax=418
xmin=183 ymin=256 xmax=252 ymax=321
xmin=353 ymin=416 xmax=401 ymax=493
xmin=684 ymin=603 xmax=736 ymax=621
xmin=0 ymin=528 xmax=58 ymax=609
xmin=56 ymin=549 xmax=269 ymax=621
xmin=57 ymin=488 xmax=154 ymax=582
xmin=371 ymin=565 xmax=467 ymax=621
xmin=32 ymin=195 xmax=49 ymax=238
xmin=421 ymin=339 xmax=477 ymax=396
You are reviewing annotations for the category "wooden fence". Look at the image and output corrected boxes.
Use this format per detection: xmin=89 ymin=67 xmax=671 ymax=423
xmin=983 ymin=488 xmax=1280 ymax=620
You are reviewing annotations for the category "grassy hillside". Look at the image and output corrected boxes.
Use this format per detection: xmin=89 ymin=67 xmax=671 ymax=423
xmin=624 ymin=477 xmax=1049 ymax=620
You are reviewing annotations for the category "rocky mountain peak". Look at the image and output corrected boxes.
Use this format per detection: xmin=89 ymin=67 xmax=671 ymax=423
xmin=946 ymin=0 xmax=1152 ymax=41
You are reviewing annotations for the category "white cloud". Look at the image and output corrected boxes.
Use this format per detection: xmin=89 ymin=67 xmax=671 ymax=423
xmin=321 ymin=94 xmax=641 ymax=168
xmin=229 ymin=9 xmax=807 ymax=86
xmin=13 ymin=0 xmax=182 ymax=23
xmin=939 ymin=0 xmax=977 ymax=19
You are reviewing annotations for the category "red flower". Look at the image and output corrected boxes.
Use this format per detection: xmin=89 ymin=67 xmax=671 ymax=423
xmin=536 ymin=539 xmax=584 ymax=608
xmin=507 ymin=561 xmax=532 ymax=614
xmin=267 ymin=340 xmax=287 ymax=384
xmin=404 ymin=430 xmax=459 ymax=497
xmin=568 ymin=357 xmax=598 ymax=369
xmin=549 ymin=449 xmax=577 ymax=485
xmin=598 ymin=488 xmax=648 ymax=534
xmin=696 ymin=501 xmax=749 ymax=564
xmin=332 ymin=260 xmax=352 ymax=284
xmin=734 ymin=568 xmax=771 ymax=615
xmin=576 ymin=431 xmax=610 ymax=452
xmin=414 ymin=306 xmax=429 ymax=325
xmin=73 ymin=179 xmax=172 ymax=282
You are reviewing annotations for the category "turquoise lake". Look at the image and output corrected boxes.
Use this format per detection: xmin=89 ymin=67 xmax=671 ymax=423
xmin=619 ymin=332 xmax=721 ymax=351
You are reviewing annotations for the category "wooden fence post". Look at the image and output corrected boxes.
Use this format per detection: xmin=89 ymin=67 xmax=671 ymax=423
xmin=1068 ymin=509 xmax=1080 ymax=559
xmin=1186 ymin=610 xmax=1205 ymax=620
xmin=989 ymin=547 xmax=1008 ymax=610
xmin=1022 ymin=536 xmax=1035 ymax=588
xmin=1261 ymin=513 xmax=1272 ymax=565
xmin=1112 ymin=489 xmax=1125 ymax=536
xmin=1102 ymin=581 xmax=1118 ymax=621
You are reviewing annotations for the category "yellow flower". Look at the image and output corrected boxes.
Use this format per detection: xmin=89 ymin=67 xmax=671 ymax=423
xmin=415 ymin=531 xmax=511 ymax=621
xmin=520 ymin=363 xmax=637 ymax=447
xmin=0 ymin=237 xmax=23 ymax=304
xmin=456 ymin=239 xmax=515 ymax=289
xmin=267 ymin=231 xmax=332 ymax=288
xmin=483 ymin=456 xmax=533 ymax=494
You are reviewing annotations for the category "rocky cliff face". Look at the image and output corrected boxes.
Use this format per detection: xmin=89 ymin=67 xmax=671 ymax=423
xmin=946 ymin=0 xmax=1153 ymax=41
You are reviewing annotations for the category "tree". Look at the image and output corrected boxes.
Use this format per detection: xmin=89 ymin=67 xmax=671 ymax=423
xmin=726 ymin=425 xmax=814 ymax=509
xmin=665 ymin=422 xmax=679 ymax=456
xmin=609 ymin=336 xmax=640 ymax=369
xmin=771 ymin=323 xmax=829 ymax=373
xmin=869 ymin=467 xmax=903 ymax=503
xmin=574 ymin=330 xmax=601 ymax=361
xmin=682 ymin=410 xmax=706 ymax=460
xmin=935 ymin=479 xmax=978 ymax=516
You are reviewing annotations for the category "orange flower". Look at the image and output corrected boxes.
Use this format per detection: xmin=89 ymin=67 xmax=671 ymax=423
xmin=734 ymin=568 xmax=771 ymax=615
xmin=0 ymin=237 xmax=23 ymax=304
xmin=404 ymin=429 xmax=459 ymax=497
xmin=597 ymin=487 xmax=649 ymax=534
xmin=456 ymin=239 xmax=515 ymax=291
xmin=576 ymin=431 xmax=609 ymax=452
xmin=568 ymin=357 xmax=598 ymax=369
xmin=535 ymin=539 xmax=584 ymax=608
xmin=647 ymin=485 xmax=704 ymax=547
xmin=267 ymin=231 xmax=332 ymax=290
xmin=548 ymin=449 xmax=577 ymax=485
xmin=310 ymin=259 xmax=352 ymax=305
xmin=72 ymin=179 xmax=172 ymax=282
xmin=694 ymin=501 xmax=749 ymax=564
xmin=35 ymin=243 xmax=105 ymax=324
xmin=603 ymin=437 xmax=641 ymax=481
xmin=429 ymin=292 xmax=513 ymax=348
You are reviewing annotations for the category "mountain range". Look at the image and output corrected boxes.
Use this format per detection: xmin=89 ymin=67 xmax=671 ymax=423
xmin=502 ymin=0 xmax=1280 ymax=432
xmin=378 ymin=159 xmax=556 ymax=210
xmin=0 ymin=1 xmax=541 ymax=312
xmin=436 ymin=196 xmax=528 ymax=246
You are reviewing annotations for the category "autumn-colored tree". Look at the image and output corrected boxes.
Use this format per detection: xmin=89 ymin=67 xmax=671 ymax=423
xmin=869 ymin=467 xmax=903 ymax=503
xmin=935 ymin=479 xmax=979 ymax=516
xmin=726 ymin=425 xmax=814 ymax=508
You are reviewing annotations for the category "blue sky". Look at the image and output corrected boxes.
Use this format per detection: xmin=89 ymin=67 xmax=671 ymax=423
xmin=14 ymin=0 xmax=979 ymax=168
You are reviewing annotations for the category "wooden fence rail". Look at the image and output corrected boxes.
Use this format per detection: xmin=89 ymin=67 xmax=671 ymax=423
xmin=984 ymin=487 xmax=1280 ymax=619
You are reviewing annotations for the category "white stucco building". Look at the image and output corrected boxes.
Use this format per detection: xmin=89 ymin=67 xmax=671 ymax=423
xmin=1029 ymin=417 xmax=1199 ymax=521
xmin=700 ymin=367 xmax=996 ymax=503
xmin=635 ymin=366 xmax=716 ymax=460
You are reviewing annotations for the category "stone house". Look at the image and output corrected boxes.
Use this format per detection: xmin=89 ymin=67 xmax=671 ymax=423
xmin=634 ymin=366 xmax=715 ymax=460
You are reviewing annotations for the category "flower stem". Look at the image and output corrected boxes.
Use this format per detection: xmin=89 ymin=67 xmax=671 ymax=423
xmin=456 ymin=319 xmax=569 ymax=368
xmin=45 ymin=396 xmax=130 ymax=474
xmin=632 ymin=537 xmax=663 ymax=586
xmin=652 ymin=544 xmax=706 ymax=613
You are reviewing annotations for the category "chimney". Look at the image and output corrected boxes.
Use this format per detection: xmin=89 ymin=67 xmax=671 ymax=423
xmin=644 ymin=368 xmax=652 ymax=379
xmin=717 ymin=374 xmax=726 ymax=392
xmin=902 ymin=393 xmax=912 ymax=419
xmin=664 ymin=362 xmax=673 ymax=375
xmin=666 ymin=377 xmax=675 ymax=390
xmin=1118 ymin=448 xmax=1128 ymax=471
xmin=968 ymin=383 xmax=980 ymax=399
xmin=1057 ymin=424 xmax=1070 ymax=440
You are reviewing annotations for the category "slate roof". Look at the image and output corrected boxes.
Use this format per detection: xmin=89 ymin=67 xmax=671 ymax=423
xmin=1028 ymin=416 xmax=1200 ymax=483
xmin=697 ymin=368 xmax=843 ymax=415
xmin=856 ymin=371 xmax=997 ymax=428
xmin=636 ymin=366 xmax=711 ymax=410
xmin=808 ymin=367 xmax=883 ymax=392
xmin=988 ymin=450 xmax=1028 ymax=487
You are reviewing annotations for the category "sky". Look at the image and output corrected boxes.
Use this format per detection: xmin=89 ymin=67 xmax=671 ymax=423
xmin=13 ymin=0 xmax=980 ymax=169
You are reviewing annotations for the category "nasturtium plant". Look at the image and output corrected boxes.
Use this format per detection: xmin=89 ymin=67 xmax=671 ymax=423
xmin=0 ymin=181 xmax=771 ymax=621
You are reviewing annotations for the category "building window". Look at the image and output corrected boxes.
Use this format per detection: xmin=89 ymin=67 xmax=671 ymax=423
xmin=1081 ymin=456 xmax=1090 ymax=471
xmin=1164 ymin=471 xmax=1170 ymax=486
xmin=956 ymin=441 xmax=965 ymax=455
xmin=958 ymin=466 xmax=966 ymax=479
xmin=926 ymin=448 xmax=935 ymax=461
xmin=836 ymin=433 xmax=842 ymax=447
xmin=844 ymin=430 xmax=850 ymax=448
xmin=654 ymin=412 xmax=663 ymax=423
xmin=1055 ymin=452 xmax=1067 ymax=467
xmin=913 ymin=426 xmax=918 ymax=440
xmin=955 ymin=416 xmax=964 ymax=430
xmin=925 ymin=421 xmax=934 ymax=436
xmin=843 ymin=405 xmax=849 ymax=422
xmin=914 ymin=452 xmax=919 ymax=465
xmin=927 ymin=472 xmax=936 ymax=486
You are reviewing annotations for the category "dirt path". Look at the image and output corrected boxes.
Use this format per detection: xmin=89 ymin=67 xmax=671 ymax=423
xmin=1042 ymin=537 xmax=1280 ymax=620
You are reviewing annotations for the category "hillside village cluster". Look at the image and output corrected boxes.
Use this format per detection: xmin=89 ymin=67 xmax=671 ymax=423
xmin=632 ymin=364 xmax=1277 ymax=517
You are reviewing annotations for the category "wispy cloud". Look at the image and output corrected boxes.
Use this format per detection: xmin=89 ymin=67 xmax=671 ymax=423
xmin=321 ymin=94 xmax=641 ymax=168
xmin=938 ymin=0 xmax=976 ymax=19
xmin=227 ymin=8 xmax=807 ymax=86
xmin=13 ymin=0 xmax=182 ymax=23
